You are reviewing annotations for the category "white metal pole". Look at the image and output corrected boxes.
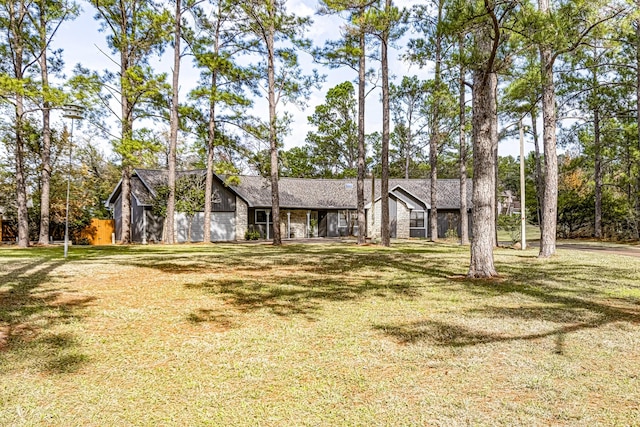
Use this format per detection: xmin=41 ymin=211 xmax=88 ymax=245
xmin=64 ymin=118 xmax=74 ymax=258
xmin=62 ymin=105 xmax=83 ymax=258
xmin=519 ymin=119 xmax=526 ymax=250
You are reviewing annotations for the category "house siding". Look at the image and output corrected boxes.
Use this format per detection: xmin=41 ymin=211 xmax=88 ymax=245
xmin=434 ymin=210 xmax=470 ymax=239
xmin=131 ymin=196 xmax=145 ymax=242
xmin=176 ymin=212 xmax=236 ymax=242
xmin=211 ymin=179 xmax=236 ymax=212
xmin=390 ymin=198 xmax=398 ymax=238
xmin=367 ymin=202 xmax=381 ymax=239
xmin=114 ymin=194 xmax=122 ymax=240
xmin=144 ymin=209 xmax=164 ymax=243
xmin=326 ymin=212 xmax=338 ymax=237
xmin=367 ymin=198 xmax=410 ymax=239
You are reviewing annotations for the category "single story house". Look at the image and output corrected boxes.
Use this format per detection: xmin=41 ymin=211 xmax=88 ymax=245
xmin=105 ymin=169 xmax=472 ymax=243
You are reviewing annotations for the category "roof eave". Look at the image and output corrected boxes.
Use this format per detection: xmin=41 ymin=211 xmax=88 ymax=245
xmin=105 ymin=178 xmax=123 ymax=207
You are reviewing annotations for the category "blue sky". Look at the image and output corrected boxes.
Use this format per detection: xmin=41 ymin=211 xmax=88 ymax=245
xmin=51 ymin=0 xmax=528 ymax=166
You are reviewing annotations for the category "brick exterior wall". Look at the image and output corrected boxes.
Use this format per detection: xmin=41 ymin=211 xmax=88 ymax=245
xmin=368 ymin=198 xmax=412 ymax=239
xmin=235 ymin=196 xmax=248 ymax=240
xmin=396 ymin=200 xmax=411 ymax=238
xmin=367 ymin=202 xmax=382 ymax=239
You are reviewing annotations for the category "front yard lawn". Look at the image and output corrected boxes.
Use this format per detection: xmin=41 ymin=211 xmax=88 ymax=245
xmin=1 ymin=242 xmax=639 ymax=425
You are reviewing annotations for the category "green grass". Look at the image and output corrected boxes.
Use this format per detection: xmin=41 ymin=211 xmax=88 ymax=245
xmin=0 ymin=241 xmax=639 ymax=426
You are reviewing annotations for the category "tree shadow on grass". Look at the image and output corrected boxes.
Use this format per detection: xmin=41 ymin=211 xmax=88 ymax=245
xmin=373 ymin=318 xmax=607 ymax=356
xmin=186 ymin=309 xmax=238 ymax=332
xmin=139 ymin=243 xmax=464 ymax=323
xmin=0 ymin=259 xmax=94 ymax=374
xmin=374 ymin=262 xmax=640 ymax=355
xmin=186 ymin=275 xmax=421 ymax=319
xmin=123 ymin=241 xmax=466 ymax=278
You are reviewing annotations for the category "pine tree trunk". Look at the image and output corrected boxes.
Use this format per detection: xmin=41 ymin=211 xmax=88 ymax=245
xmin=531 ymin=110 xmax=543 ymax=226
xmin=594 ymin=108 xmax=602 ymax=239
xmin=459 ymin=36 xmax=469 ymax=245
xmin=167 ymin=0 xmax=181 ymax=245
xmin=204 ymin=72 xmax=216 ymax=244
xmin=380 ymin=1 xmax=390 ymax=247
xmin=430 ymin=0 xmax=443 ymax=243
xmin=356 ymin=21 xmax=366 ymax=245
xmin=12 ymin=11 xmax=29 ymax=248
xmin=15 ymin=97 xmax=29 ymax=248
xmin=493 ymin=124 xmax=498 ymax=247
xmin=38 ymin=13 xmax=52 ymax=245
xmin=119 ymin=41 xmax=133 ymax=244
xmin=468 ymin=69 xmax=498 ymax=278
xmin=429 ymin=122 xmax=439 ymax=242
xmin=538 ymin=0 xmax=558 ymax=258
xmin=405 ymin=126 xmax=411 ymax=180
xmin=267 ymin=3 xmax=281 ymax=246
xmin=636 ymin=1 xmax=640 ymax=240
xmin=14 ymin=37 xmax=29 ymax=248
xmin=120 ymin=166 xmax=132 ymax=244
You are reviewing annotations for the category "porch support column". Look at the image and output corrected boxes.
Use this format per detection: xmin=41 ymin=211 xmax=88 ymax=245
xmin=142 ymin=210 xmax=147 ymax=245
xmin=306 ymin=211 xmax=311 ymax=238
xmin=266 ymin=209 xmax=271 ymax=240
xmin=287 ymin=211 xmax=291 ymax=239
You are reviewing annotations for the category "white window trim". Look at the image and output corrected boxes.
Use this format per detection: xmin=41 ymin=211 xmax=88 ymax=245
xmin=255 ymin=209 xmax=269 ymax=224
xmin=410 ymin=210 xmax=426 ymax=229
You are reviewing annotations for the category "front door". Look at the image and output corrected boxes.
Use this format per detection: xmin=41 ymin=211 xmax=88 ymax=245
xmin=318 ymin=211 xmax=327 ymax=237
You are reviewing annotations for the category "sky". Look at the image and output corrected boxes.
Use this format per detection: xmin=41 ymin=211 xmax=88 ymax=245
xmin=51 ymin=0 xmax=529 ymax=166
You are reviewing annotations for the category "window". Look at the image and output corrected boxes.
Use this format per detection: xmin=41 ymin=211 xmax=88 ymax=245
xmin=338 ymin=211 xmax=348 ymax=227
xmin=410 ymin=211 xmax=425 ymax=228
xmin=255 ymin=209 xmax=269 ymax=224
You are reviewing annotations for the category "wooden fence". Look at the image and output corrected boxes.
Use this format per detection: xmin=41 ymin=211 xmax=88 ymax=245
xmin=80 ymin=219 xmax=115 ymax=245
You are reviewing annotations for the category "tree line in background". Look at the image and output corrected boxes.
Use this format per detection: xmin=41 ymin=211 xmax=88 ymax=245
xmin=0 ymin=0 xmax=637 ymax=277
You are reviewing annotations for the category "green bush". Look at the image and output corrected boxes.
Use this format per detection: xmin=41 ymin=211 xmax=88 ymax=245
xmin=245 ymin=226 xmax=261 ymax=240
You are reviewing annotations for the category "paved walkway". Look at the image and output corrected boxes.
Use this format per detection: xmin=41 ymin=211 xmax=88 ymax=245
xmin=526 ymin=240 xmax=640 ymax=258
xmin=557 ymin=242 xmax=640 ymax=258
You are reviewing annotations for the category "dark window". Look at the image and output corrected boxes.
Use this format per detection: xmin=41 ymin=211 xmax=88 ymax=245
xmin=410 ymin=211 xmax=425 ymax=228
xmin=256 ymin=210 xmax=268 ymax=224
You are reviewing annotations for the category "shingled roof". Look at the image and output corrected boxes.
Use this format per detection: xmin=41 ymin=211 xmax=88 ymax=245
xmin=231 ymin=176 xmax=472 ymax=210
xmin=107 ymin=169 xmax=472 ymax=210
xmin=230 ymin=176 xmax=361 ymax=209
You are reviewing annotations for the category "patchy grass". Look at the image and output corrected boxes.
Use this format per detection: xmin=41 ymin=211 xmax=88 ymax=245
xmin=0 ymin=241 xmax=639 ymax=426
